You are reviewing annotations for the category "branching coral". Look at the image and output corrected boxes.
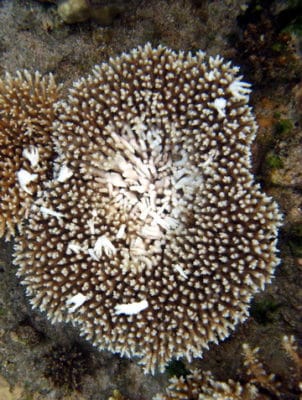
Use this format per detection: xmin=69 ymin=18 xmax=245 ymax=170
xmin=0 ymin=70 xmax=60 ymax=239
xmin=12 ymin=44 xmax=282 ymax=373
xmin=153 ymin=369 xmax=257 ymax=400
xmin=242 ymin=343 xmax=279 ymax=396
xmin=154 ymin=336 xmax=302 ymax=399
xmin=282 ymin=335 xmax=302 ymax=393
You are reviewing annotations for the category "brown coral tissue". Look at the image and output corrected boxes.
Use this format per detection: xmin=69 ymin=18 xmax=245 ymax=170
xmin=14 ymin=44 xmax=282 ymax=373
xmin=0 ymin=71 xmax=60 ymax=239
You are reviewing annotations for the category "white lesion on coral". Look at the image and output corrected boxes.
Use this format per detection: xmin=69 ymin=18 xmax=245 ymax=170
xmin=119 ymin=237 xmax=156 ymax=273
xmin=212 ymin=97 xmax=227 ymax=118
xmin=67 ymin=242 xmax=82 ymax=254
xmin=149 ymin=211 xmax=179 ymax=231
xmin=87 ymin=248 xmax=99 ymax=261
xmin=86 ymin=209 xmax=98 ymax=235
xmin=136 ymin=195 xmax=154 ymax=220
xmin=140 ymin=224 xmax=163 ymax=240
xmin=200 ymin=149 xmax=218 ymax=173
xmin=22 ymin=146 xmax=39 ymax=168
xmin=16 ymin=168 xmax=38 ymax=194
xmin=88 ymin=235 xmax=116 ymax=260
xmin=229 ymin=79 xmax=251 ymax=101
xmin=66 ymin=293 xmax=87 ymax=312
xmin=85 ymin=119 xmax=206 ymax=271
xmin=173 ymin=264 xmax=188 ymax=279
xmin=114 ymin=299 xmax=148 ymax=315
xmin=57 ymin=164 xmax=73 ymax=182
xmin=40 ymin=206 xmax=64 ymax=219
xmin=129 ymin=237 xmax=146 ymax=256
xmin=116 ymin=224 xmax=126 ymax=239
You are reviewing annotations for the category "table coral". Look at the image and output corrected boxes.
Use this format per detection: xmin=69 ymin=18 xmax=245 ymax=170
xmin=13 ymin=44 xmax=282 ymax=373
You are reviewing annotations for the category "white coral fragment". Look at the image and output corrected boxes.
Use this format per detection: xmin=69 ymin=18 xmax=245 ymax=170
xmin=17 ymin=169 xmax=38 ymax=194
xmin=57 ymin=164 xmax=73 ymax=182
xmin=140 ymin=224 xmax=162 ymax=240
xmin=129 ymin=237 xmax=146 ymax=256
xmin=93 ymin=235 xmax=116 ymax=258
xmin=67 ymin=242 xmax=82 ymax=254
xmin=114 ymin=299 xmax=148 ymax=315
xmin=173 ymin=264 xmax=188 ymax=279
xmin=66 ymin=293 xmax=87 ymax=312
xmin=88 ymin=248 xmax=99 ymax=261
xmin=107 ymin=172 xmax=127 ymax=188
xmin=22 ymin=146 xmax=39 ymax=168
xmin=229 ymin=80 xmax=251 ymax=101
xmin=212 ymin=97 xmax=227 ymax=118
xmin=40 ymin=206 xmax=64 ymax=219
xmin=87 ymin=209 xmax=98 ymax=235
xmin=116 ymin=224 xmax=126 ymax=239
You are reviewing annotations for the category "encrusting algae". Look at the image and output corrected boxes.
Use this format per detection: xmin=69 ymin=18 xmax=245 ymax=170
xmin=0 ymin=43 xmax=282 ymax=374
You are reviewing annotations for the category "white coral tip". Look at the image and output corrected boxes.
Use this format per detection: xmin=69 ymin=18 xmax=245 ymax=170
xmin=66 ymin=293 xmax=87 ymax=312
xmin=212 ymin=97 xmax=227 ymax=118
xmin=57 ymin=164 xmax=73 ymax=182
xmin=22 ymin=146 xmax=39 ymax=168
xmin=173 ymin=264 xmax=188 ymax=279
xmin=17 ymin=169 xmax=38 ymax=194
xmin=116 ymin=224 xmax=126 ymax=239
xmin=88 ymin=248 xmax=99 ymax=261
xmin=107 ymin=172 xmax=127 ymax=188
xmin=67 ymin=242 xmax=82 ymax=254
xmin=114 ymin=299 xmax=148 ymax=315
xmin=94 ymin=236 xmax=116 ymax=258
xmin=40 ymin=206 xmax=64 ymax=219
xmin=229 ymin=80 xmax=251 ymax=100
xmin=140 ymin=224 xmax=162 ymax=239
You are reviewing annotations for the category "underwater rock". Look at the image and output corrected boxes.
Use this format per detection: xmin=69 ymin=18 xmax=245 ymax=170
xmin=58 ymin=0 xmax=124 ymax=24
xmin=58 ymin=0 xmax=90 ymax=23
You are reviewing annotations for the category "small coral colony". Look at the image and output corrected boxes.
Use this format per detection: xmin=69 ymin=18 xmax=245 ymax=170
xmin=0 ymin=44 xmax=281 ymax=374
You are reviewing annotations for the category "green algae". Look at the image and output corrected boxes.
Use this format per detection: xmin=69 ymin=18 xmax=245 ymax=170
xmin=265 ymin=153 xmax=284 ymax=169
xmin=275 ymin=119 xmax=294 ymax=137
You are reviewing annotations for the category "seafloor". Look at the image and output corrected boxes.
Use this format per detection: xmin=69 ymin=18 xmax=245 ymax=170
xmin=0 ymin=0 xmax=301 ymax=399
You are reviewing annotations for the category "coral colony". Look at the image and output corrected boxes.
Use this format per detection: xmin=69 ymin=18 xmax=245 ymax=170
xmin=0 ymin=71 xmax=59 ymax=238
xmin=154 ymin=336 xmax=302 ymax=399
xmin=1 ymin=44 xmax=282 ymax=373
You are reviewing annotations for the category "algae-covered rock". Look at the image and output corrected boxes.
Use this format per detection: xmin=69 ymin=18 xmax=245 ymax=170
xmin=89 ymin=5 xmax=121 ymax=25
xmin=266 ymin=142 xmax=302 ymax=188
xmin=58 ymin=0 xmax=90 ymax=23
xmin=58 ymin=0 xmax=124 ymax=24
xmin=0 ymin=376 xmax=23 ymax=400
